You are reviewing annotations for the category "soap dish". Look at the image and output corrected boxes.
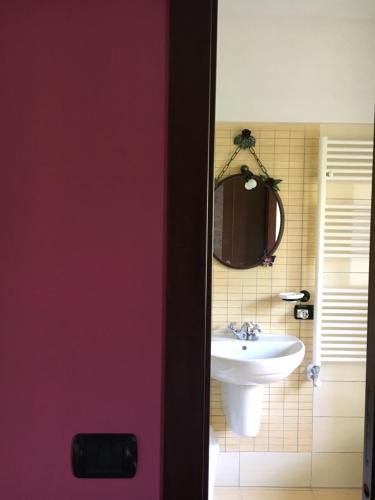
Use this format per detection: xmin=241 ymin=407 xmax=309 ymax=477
xmin=279 ymin=290 xmax=310 ymax=302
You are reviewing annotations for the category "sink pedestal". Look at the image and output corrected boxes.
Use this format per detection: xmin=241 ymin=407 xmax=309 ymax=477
xmin=221 ymin=382 xmax=264 ymax=437
xmin=211 ymin=334 xmax=306 ymax=437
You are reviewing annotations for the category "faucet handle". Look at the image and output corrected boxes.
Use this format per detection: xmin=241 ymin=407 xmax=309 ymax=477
xmin=228 ymin=322 xmax=247 ymax=340
xmin=228 ymin=321 xmax=237 ymax=332
xmin=250 ymin=321 xmax=261 ymax=332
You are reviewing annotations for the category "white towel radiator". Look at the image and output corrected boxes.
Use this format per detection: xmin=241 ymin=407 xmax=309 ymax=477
xmin=308 ymin=138 xmax=373 ymax=386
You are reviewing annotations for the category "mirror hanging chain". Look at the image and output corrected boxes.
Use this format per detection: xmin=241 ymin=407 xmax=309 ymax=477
xmin=215 ymin=145 xmax=242 ymax=183
xmin=216 ymin=129 xmax=282 ymax=192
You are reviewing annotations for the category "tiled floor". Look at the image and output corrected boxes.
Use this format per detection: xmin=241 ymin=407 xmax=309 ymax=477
xmin=214 ymin=487 xmax=361 ymax=500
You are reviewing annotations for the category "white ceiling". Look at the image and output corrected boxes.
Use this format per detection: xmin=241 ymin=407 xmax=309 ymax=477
xmin=219 ymin=0 xmax=375 ymax=20
xmin=216 ymin=0 xmax=375 ymax=123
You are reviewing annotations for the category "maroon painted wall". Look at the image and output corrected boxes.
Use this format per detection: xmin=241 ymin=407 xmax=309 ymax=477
xmin=0 ymin=1 xmax=167 ymax=498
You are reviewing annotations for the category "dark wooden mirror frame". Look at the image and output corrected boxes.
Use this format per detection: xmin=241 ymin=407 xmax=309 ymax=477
xmin=214 ymin=173 xmax=285 ymax=269
xmin=164 ymin=2 xmax=375 ymax=500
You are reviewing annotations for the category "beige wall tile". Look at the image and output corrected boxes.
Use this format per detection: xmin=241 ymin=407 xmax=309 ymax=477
xmin=311 ymin=453 xmax=363 ymax=488
xmin=215 ymin=452 xmax=240 ymax=486
xmin=313 ymin=382 xmax=365 ymax=417
xmin=320 ymin=362 xmax=366 ymax=382
xmin=240 ymin=452 xmax=311 ymax=487
xmin=313 ymin=417 xmax=365 ymax=452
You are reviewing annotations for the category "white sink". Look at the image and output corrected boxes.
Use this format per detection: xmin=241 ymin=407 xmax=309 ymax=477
xmin=211 ymin=333 xmax=305 ymax=437
xmin=211 ymin=334 xmax=305 ymax=385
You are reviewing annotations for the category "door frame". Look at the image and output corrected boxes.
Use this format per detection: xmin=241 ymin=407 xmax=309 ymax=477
xmin=162 ymin=1 xmax=217 ymax=500
xmin=163 ymin=3 xmax=375 ymax=499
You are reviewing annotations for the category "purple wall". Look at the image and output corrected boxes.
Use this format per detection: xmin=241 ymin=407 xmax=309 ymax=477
xmin=0 ymin=1 xmax=167 ymax=498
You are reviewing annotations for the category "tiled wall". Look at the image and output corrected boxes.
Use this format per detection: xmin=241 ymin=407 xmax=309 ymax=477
xmin=210 ymin=123 xmax=372 ymax=487
xmin=311 ymin=363 xmax=365 ymax=488
xmin=211 ymin=123 xmax=319 ymax=455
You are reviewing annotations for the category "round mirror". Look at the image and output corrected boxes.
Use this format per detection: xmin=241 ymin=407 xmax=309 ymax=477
xmin=213 ymin=174 xmax=285 ymax=269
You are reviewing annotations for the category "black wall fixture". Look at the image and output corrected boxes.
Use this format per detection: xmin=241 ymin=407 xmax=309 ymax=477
xmin=72 ymin=434 xmax=137 ymax=479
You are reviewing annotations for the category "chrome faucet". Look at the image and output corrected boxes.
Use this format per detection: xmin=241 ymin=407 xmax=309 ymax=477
xmin=228 ymin=321 xmax=261 ymax=341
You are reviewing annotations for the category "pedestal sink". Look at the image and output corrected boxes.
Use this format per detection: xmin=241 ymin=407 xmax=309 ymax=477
xmin=211 ymin=333 xmax=305 ymax=437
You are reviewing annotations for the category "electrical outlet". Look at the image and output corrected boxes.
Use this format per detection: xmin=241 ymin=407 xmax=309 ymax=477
xmin=294 ymin=304 xmax=314 ymax=320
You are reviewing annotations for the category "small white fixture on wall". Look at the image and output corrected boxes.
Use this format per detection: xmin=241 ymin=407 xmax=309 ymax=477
xmin=279 ymin=290 xmax=310 ymax=302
